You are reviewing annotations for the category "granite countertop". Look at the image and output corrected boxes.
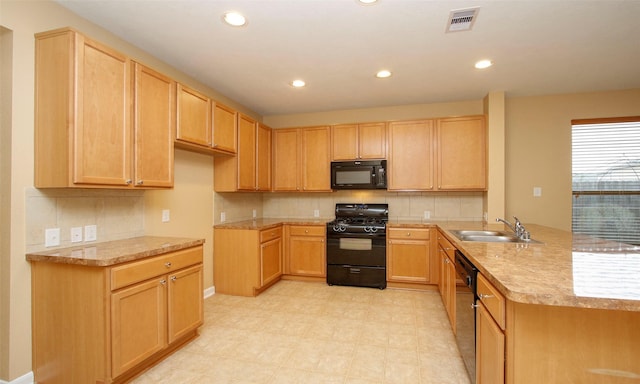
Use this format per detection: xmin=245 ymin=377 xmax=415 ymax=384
xmin=26 ymin=236 xmax=205 ymax=267
xmin=214 ymin=217 xmax=332 ymax=230
xmin=434 ymin=223 xmax=640 ymax=312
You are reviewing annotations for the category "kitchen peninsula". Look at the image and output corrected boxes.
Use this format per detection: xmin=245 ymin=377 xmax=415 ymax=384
xmin=216 ymin=219 xmax=640 ymax=383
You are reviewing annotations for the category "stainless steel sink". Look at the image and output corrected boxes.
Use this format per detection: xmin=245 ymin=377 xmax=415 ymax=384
xmin=449 ymin=230 xmax=542 ymax=244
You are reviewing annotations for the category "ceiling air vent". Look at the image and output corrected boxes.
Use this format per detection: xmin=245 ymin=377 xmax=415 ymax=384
xmin=446 ymin=7 xmax=479 ymax=33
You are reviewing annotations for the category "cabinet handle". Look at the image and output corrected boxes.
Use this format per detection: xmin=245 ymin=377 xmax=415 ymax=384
xmin=479 ymin=293 xmax=494 ymax=299
xmin=160 ymin=279 xmax=167 ymax=285
xmin=170 ymin=276 xmax=177 ymax=282
xmin=305 ymin=229 xmax=309 ymax=233
xmin=125 ymin=179 xmax=132 ymax=185
xmin=165 ymin=262 xmax=172 ymax=268
xmin=406 ymin=232 xmax=411 ymax=237
xmin=136 ymin=180 xmax=143 ymax=185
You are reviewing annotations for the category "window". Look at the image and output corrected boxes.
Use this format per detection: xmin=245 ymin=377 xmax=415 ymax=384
xmin=572 ymin=117 xmax=640 ymax=245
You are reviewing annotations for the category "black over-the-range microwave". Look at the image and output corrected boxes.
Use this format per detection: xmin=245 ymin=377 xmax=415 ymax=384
xmin=330 ymin=160 xmax=387 ymax=190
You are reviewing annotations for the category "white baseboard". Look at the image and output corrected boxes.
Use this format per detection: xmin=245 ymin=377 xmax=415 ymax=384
xmin=204 ymin=285 xmax=215 ymax=299
xmin=0 ymin=371 xmax=33 ymax=384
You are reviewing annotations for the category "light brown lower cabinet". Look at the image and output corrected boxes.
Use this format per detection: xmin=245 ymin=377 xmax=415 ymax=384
xmin=437 ymin=231 xmax=457 ymax=328
xmin=386 ymin=228 xmax=432 ymax=284
xmin=213 ymin=225 xmax=283 ymax=296
xmin=476 ymin=273 xmax=506 ymax=384
xmin=285 ymin=225 xmax=326 ymax=277
xmin=31 ymin=246 xmax=204 ymax=384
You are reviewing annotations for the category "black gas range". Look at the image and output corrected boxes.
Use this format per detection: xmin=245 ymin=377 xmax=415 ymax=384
xmin=326 ymin=204 xmax=388 ymax=289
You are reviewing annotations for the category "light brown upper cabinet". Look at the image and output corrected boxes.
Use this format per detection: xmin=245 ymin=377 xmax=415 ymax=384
xmin=212 ymin=102 xmax=237 ymax=154
xmin=331 ymin=122 xmax=386 ymax=160
xmin=272 ymin=126 xmax=331 ymax=192
xmin=176 ymin=85 xmax=237 ymax=155
xmin=388 ymin=116 xmax=486 ymax=191
xmin=388 ymin=120 xmax=435 ymax=191
xmin=436 ymin=115 xmax=487 ymax=190
xmin=214 ymin=114 xmax=270 ymax=192
xmin=132 ymin=62 xmax=175 ymax=188
xmin=34 ymin=27 xmax=173 ymax=189
xmin=256 ymin=122 xmax=272 ymax=191
xmin=176 ymin=84 xmax=211 ymax=147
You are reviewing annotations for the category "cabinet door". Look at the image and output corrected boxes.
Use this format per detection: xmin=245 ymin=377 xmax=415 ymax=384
xmin=301 ymin=126 xmax=331 ymax=191
xmin=168 ymin=265 xmax=203 ymax=344
xmin=176 ymin=84 xmax=211 ymax=147
xmin=132 ymin=62 xmax=174 ymax=188
xmin=446 ymin=258 xmax=456 ymax=327
xmin=387 ymin=239 xmax=430 ymax=283
xmin=288 ymin=236 xmax=326 ymax=277
xmin=476 ymin=302 xmax=505 ymax=384
xmin=272 ymin=128 xmax=300 ymax=191
xmin=358 ymin=122 xmax=386 ymax=159
xmin=237 ymin=114 xmax=257 ymax=190
xmin=331 ymin=124 xmax=359 ymax=160
xmin=75 ymin=35 xmax=132 ymax=186
xmin=212 ymin=102 xmax=237 ymax=154
xmin=260 ymin=237 xmax=282 ymax=287
xmin=256 ymin=123 xmax=272 ymax=191
xmin=436 ymin=116 xmax=486 ymax=190
xmin=111 ymin=278 xmax=167 ymax=378
xmin=388 ymin=120 xmax=434 ymax=190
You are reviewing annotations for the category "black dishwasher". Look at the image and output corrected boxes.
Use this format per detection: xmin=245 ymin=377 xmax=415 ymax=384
xmin=454 ymin=250 xmax=478 ymax=383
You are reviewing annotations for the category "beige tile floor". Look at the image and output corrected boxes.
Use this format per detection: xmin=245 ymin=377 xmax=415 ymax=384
xmin=132 ymin=281 xmax=471 ymax=384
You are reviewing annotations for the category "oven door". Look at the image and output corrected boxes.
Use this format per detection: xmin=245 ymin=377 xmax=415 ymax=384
xmin=326 ymin=234 xmax=386 ymax=267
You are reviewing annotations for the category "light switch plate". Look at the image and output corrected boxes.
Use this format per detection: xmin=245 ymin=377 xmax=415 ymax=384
xmin=533 ymin=187 xmax=542 ymax=197
xmin=84 ymin=225 xmax=97 ymax=242
xmin=162 ymin=209 xmax=170 ymax=222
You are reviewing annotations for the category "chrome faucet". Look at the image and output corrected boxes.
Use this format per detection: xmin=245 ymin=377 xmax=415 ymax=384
xmin=496 ymin=216 xmax=531 ymax=241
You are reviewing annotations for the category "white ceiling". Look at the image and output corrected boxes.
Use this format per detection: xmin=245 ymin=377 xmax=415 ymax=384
xmin=56 ymin=0 xmax=640 ymax=116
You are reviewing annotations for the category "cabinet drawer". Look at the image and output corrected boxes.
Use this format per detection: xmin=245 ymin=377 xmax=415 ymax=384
xmin=289 ymin=225 xmax=325 ymax=237
xmin=388 ymin=227 xmax=430 ymax=240
xmin=437 ymin=231 xmax=456 ymax=261
xmin=111 ymin=246 xmax=203 ymax=290
xmin=477 ymin=273 xmax=505 ymax=330
xmin=260 ymin=226 xmax=282 ymax=243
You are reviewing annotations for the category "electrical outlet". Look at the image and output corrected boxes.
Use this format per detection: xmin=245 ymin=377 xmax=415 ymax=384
xmin=45 ymin=228 xmax=60 ymax=247
xmin=533 ymin=187 xmax=542 ymax=197
xmin=84 ymin=225 xmax=97 ymax=242
xmin=162 ymin=209 xmax=170 ymax=222
xmin=423 ymin=210 xmax=431 ymax=219
xmin=71 ymin=227 xmax=83 ymax=243
xmin=220 ymin=212 xmax=226 ymax=223
xmin=314 ymin=209 xmax=320 ymax=217
xmin=252 ymin=209 xmax=257 ymax=219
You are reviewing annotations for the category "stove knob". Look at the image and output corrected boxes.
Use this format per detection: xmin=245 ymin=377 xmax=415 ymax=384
xmin=370 ymin=227 xmax=378 ymax=233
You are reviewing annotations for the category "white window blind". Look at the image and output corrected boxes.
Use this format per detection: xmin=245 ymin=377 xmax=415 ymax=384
xmin=572 ymin=118 xmax=640 ymax=245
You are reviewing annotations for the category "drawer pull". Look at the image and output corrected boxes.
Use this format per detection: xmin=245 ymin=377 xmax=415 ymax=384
xmin=479 ymin=293 xmax=494 ymax=299
xmin=160 ymin=279 xmax=167 ymax=285
xmin=170 ymin=276 xmax=177 ymax=282
xmin=165 ymin=262 xmax=172 ymax=268
xmin=406 ymin=232 xmax=411 ymax=236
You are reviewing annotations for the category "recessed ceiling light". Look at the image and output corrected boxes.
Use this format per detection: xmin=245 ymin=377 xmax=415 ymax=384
xmin=357 ymin=0 xmax=379 ymax=5
xmin=474 ymin=59 xmax=493 ymax=69
xmin=291 ymin=79 xmax=306 ymax=88
xmin=223 ymin=12 xmax=247 ymax=27
xmin=376 ymin=70 xmax=392 ymax=78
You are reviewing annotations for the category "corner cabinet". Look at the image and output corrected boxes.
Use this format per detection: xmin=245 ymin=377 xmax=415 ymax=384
xmin=214 ymin=115 xmax=271 ymax=192
xmin=30 ymin=245 xmax=204 ymax=384
xmin=436 ymin=116 xmax=486 ymax=190
xmin=272 ymin=126 xmax=331 ymax=192
xmin=213 ymin=225 xmax=283 ymax=296
xmin=387 ymin=227 xmax=434 ymax=285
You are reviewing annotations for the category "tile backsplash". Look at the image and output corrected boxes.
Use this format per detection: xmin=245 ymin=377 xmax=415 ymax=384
xmin=25 ymin=187 xmax=145 ymax=252
xmin=214 ymin=191 xmax=484 ymax=224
